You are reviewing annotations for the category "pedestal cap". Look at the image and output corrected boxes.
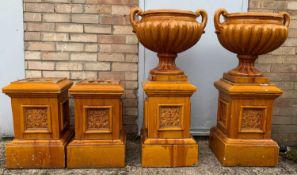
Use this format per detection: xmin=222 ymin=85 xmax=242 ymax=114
xmin=69 ymin=80 xmax=124 ymax=97
xmin=214 ymin=79 xmax=283 ymax=96
xmin=143 ymin=80 xmax=197 ymax=96
xmin=2 ymin=77 xmax=73 ymax=96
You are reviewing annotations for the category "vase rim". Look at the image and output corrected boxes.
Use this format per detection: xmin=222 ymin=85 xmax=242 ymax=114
xmin=141 ymin=9 xmax=196 ymax=17
xmin=225 ymin=12 xmax=284 ymax=19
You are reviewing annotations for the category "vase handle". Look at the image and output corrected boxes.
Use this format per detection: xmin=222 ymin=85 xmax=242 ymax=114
xmin=130 ymin=7 xmax=142 ymax=33
xmin=280 ymin=12 xmax=290 ymax=28
xmin=196 ymin=9 xmax=208 ymax=33
xmin=214 ymin=8 xmax=228 ymax=33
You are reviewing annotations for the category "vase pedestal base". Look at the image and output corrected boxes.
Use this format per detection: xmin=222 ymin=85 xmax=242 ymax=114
xmin=210 ymin=79 xmax=282 ymax=167
xmin=67 ymin=80 xmax=125 ymax=168
xmin=6 ymin=129 xmax=73 ymax=169
xmin=141 ymin=80 xmax=198 ymax=167
xmin=141 ymin=130 xmax=198 ymax=167
xmin=209 ymin=127 xmax=279 ymax=167
xmin=67 ymin=131 xmax=126 ymax=168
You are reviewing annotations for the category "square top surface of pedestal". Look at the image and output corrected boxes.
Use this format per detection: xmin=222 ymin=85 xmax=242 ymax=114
xmin=69 ymin=79 xmax=124 ymax=97
xmin=215 ymin=79 xmax=283 ymax=96
xmin=2 ymin=77 xmax=73 ymax=95
xmin=143 ymin=79 xmax=197 ymax=96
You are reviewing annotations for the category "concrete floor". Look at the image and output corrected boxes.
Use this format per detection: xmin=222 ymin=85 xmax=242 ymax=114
xmin=0 ymin=138 xmax=296 ymax=175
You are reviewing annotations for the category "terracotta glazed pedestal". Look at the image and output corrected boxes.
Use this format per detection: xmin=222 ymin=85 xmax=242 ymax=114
xmin=2 ymin=78 xmax=73 ymax=168
xmin=209 ymin=9 xmax=290 ymax=166
xmin=142 ymin=80 xmax=198 ymax=167
xmin=67 ymin=80 xmax=125 ymax=168
xmin=210 ymin=79 xmax=282 ymax=166
xmin=130 ymin=7 xmax=207 ymax=167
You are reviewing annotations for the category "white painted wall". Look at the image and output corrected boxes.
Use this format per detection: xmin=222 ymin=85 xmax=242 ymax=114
xmin=138 ymin=0 xmax=248 ymax=135
xmin=0 ymin=0 xmax=25 ymax=137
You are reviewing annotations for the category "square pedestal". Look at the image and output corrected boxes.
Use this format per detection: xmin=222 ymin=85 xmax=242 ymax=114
xmin=142 ymin=80 xmax=198 ymax=167
xmin=209 ymin=79 xmax=282 ymax=167
xmin=2 ymin=77 xmax=73 ymax=168
xmin=67 ymin=80 xmax=125 ymax=168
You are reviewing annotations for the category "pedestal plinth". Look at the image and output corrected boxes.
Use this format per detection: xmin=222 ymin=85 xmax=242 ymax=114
xmin=67 ymin=80 xmax=125 ymax=168
xmin=209 ymin=79 xmax=282 ymax=166
xmin=141 ymin=80 xmax=198 ymax=167
xmin=2 ymin=78 xmax=73 ymax=168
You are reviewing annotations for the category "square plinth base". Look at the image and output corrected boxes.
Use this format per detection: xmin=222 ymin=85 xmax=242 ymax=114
xmin=209 ymin=127 xmax=279 ymax=167
xmin=141 ymin=138 xmax=198 ymax=167
xmin=6 ymin=129 xmax=73 ymax=169
xmin=67 ymin=134 xmax=126 ymax=168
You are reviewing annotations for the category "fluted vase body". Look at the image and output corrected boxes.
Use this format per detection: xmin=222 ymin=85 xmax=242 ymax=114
xmin=130 ymin=8 xmax=207 ymax=80
xmin=214 ymin=9 xmax=290 ymax=78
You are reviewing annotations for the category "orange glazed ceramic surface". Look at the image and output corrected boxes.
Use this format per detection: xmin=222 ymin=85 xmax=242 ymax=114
xmin=130 ymin=7 xmax=205 ymax=167
xmin=67 ymin=80 xmax=125 ymax=168
xmin=214 ymin=9 xmax=290 ymax=79
xmin=210 ymin=10 xmax=290 ymax=167
xmin=130 ymin=7 xmax=207 ymax=79
xmin=2 ymin=77 xmax=73 ymax=168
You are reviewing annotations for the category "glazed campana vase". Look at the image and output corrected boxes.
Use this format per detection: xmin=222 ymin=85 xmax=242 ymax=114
xmin=214 ymin=9 xmax=290 ymax=79
xmin=130 ymin=7 xmax=207 ymax=81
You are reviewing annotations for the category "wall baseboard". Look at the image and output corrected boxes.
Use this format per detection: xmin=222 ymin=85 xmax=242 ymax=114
xmin=190 ymin=129 xmax=210 ymax=136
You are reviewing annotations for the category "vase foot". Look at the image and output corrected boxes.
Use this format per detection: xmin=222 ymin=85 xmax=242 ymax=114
xmin=223 ymin=73 xmax=270 ymax=84
xmin=149 ymin=74 xmax=188 ymax=81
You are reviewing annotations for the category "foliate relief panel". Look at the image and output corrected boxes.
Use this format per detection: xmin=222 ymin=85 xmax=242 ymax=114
xmin=24 ymin=107 xmax=48 ymax=129
xmin=86 ymin=107 xmax=111 ymax=131
xmin=23 ymin=106 xmax=51 ymax=133
xmin=240 ymin=107 xmax=266 ymax=132
xmin=159 ymin=105 xmax=182 ymax=129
